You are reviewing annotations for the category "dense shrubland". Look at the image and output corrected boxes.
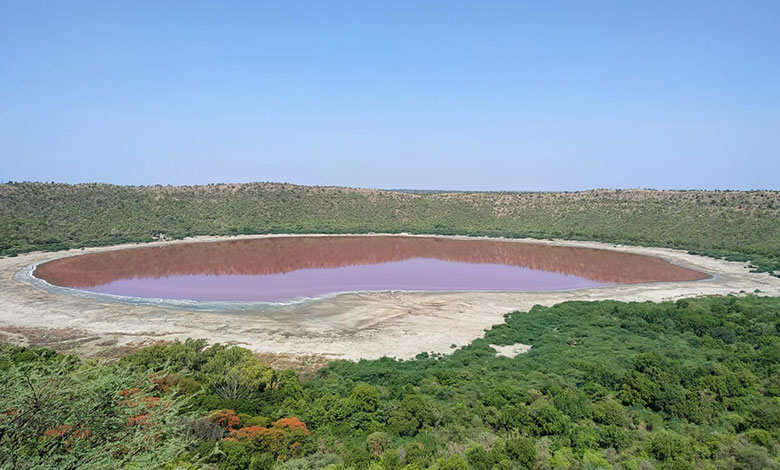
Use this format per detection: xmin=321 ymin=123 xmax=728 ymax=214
xmin=1 ymin=182 xmax=779 ymax=276
xmin=2 ymin=295 xmax=779 ymax=469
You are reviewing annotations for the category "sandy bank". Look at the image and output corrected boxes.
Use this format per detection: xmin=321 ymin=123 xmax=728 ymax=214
xmin=1 ymin=234 xmax=779 ymax=360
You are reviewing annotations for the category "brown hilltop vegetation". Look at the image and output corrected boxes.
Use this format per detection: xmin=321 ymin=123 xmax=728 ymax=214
xmin=1 ymin=182 xmax=779 ymax=276
xmin=35 ymin=236 xmax=707 ymax=288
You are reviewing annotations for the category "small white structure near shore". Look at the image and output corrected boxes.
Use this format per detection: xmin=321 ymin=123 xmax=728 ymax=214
xmin=491 ymin=343 xmax=532 ymax=358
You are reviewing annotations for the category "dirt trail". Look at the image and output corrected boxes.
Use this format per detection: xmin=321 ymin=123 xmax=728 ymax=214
xmin=2 ymin=234 xmax=779 ymax=360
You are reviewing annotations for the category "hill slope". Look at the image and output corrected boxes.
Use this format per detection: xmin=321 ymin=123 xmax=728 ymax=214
xmin=1 ymin=182 xmax=779 ymax=275
xmin=3 ymin=296 xmax=780 ymax=469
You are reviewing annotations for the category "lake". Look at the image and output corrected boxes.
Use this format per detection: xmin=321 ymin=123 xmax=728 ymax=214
xmin=33 ymin=236 xmax=708 ymax=302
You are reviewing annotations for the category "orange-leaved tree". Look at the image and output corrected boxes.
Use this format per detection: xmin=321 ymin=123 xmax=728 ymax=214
xmin=231 ymin=416 xmax=310 ymax=460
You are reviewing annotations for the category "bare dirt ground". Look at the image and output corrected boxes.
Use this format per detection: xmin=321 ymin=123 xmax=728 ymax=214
xmin=2 ymin=234 xmax=779 ymax=360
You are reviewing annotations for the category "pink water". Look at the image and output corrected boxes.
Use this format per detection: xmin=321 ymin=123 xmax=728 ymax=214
xmin=35 ymin=236 xmax=708 ymax=302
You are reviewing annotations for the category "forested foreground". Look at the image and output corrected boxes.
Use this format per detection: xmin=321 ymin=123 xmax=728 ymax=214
xmin=1 ymin=182 xmax=779 ymax=276
xmin=2 ymin=296 xmax=780 ymax=469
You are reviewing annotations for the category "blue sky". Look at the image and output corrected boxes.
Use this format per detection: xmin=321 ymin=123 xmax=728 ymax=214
xmin=1 ymin=1 xmax=778 ymax=190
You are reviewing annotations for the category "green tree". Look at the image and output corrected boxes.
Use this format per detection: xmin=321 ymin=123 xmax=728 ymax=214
xmin=505 ymin=436 xmax=536 ymax=469
xmin=389 ymin=394 xmax=431 ymax=436
xmin=351 ymin=384 xmax=381 ymax=412
xmin=200 ymin=345 xmax=273 ymax=399
xmin=465 ymin=444 xmax=492 ymax=470
xmin=436 ymin=454 xmax=469 ymax=470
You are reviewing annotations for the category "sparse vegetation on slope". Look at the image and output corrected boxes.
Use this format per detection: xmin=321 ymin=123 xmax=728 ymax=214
xmin=1 ymin=182 xmax=779 ymax=275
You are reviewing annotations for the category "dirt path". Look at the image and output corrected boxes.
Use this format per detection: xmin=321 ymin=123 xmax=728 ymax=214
xmin=1 ymin=234 xmax=779 ymax=360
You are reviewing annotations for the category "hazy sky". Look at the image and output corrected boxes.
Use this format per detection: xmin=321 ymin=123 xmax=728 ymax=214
xmin=1 ymin=1 xmax=779 ymax=190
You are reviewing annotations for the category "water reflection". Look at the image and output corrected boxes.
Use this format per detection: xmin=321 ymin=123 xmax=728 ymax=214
xmin=35 ymin=236 xmax=708 ymax=301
